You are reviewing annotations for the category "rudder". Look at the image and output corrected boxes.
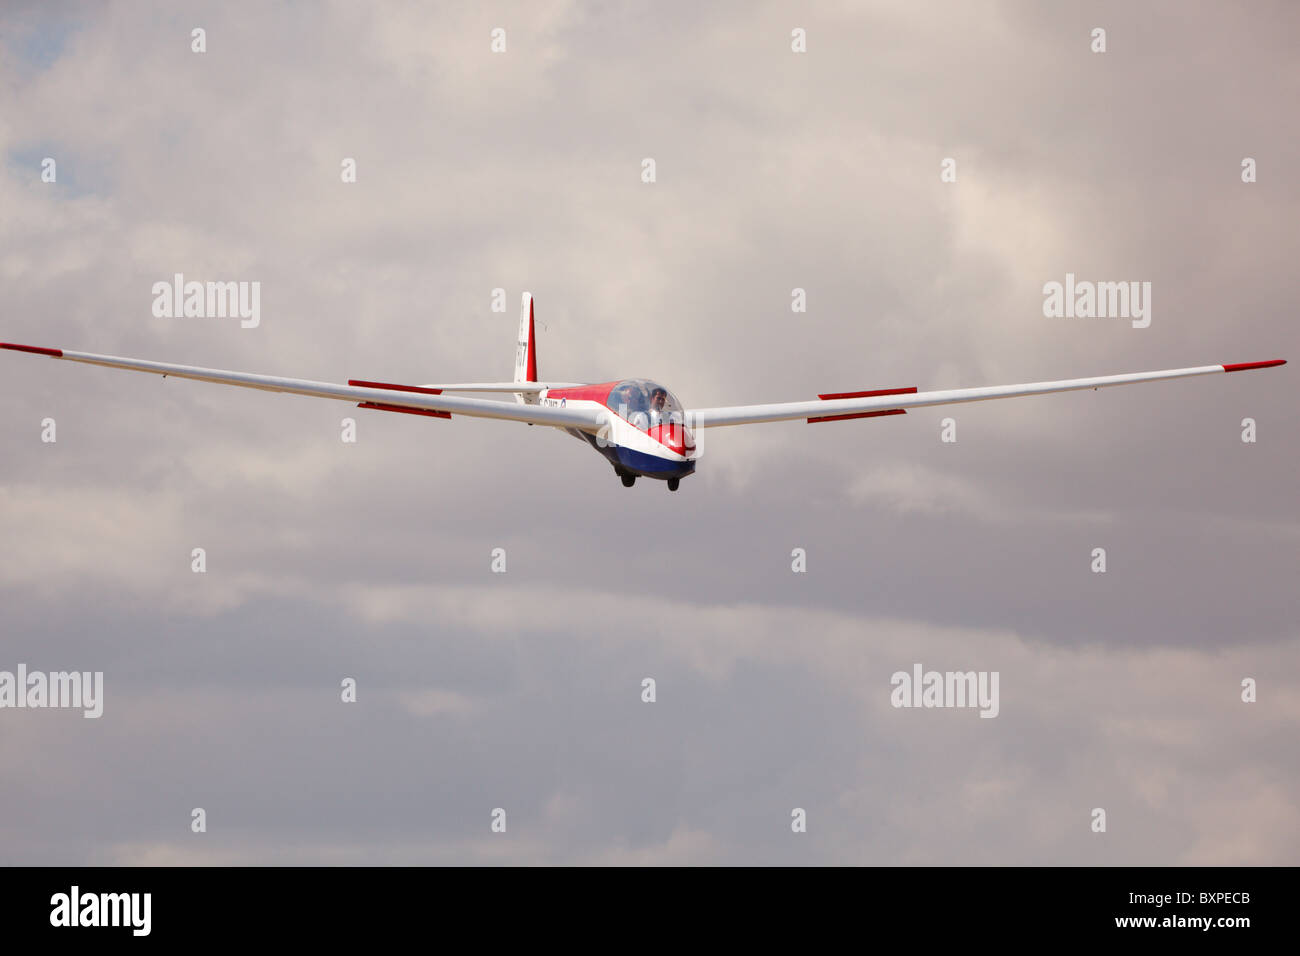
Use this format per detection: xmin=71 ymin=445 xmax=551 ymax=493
xmin=514 ymin=292 xmax=538 ymax=404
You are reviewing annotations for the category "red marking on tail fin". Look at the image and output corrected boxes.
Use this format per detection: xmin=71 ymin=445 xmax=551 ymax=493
xmin=0 ymin=342 xmax=63 ymax=357
xmin=1222 ymin=360 xmax=1286 ymax=373
xmin=526 ymin=298 xmax=538 ymax=382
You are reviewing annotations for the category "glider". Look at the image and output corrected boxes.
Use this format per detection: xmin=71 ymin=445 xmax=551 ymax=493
xmin=1 ymin=293 xmax=1285 ymax=491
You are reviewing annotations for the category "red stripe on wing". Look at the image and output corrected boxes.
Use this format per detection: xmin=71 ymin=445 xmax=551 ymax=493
xmin=356 ymin=402 xmax=450 ymax=419
xmin=348 ymin=379 xmax=443 ymax=394
xmin=816 ymin=386 xmax=916 ymax=400
xmin=808 ymin=408 xmax=907 ymax=424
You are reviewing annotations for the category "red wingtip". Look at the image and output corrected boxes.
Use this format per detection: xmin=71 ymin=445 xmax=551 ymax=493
xmin=1223 ymin=359 xmax=1286 ymax=373
xmin=0 ymin=342 xmax=63 ymax=357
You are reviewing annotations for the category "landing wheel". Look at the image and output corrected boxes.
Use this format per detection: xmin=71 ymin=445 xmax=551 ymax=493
xmin=620 ymin=473 xmax=636 ymax=487
xmin=667 ymin=477 xmax=680 ymax=492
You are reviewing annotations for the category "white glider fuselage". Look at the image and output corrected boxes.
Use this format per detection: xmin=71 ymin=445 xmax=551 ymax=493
xmin=542 ymin=379 xmax=698 ymax=484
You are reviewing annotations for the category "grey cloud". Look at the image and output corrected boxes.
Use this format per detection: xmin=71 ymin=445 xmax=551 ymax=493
xmin=0 ymin=0 xmax=1295 ymax=864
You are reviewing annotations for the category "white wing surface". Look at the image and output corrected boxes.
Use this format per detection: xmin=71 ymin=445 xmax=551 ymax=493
xmin=0 ymin=342 xmax=605 ymax=430
xmin=685 ymin=361 xmax=1286 ymax=428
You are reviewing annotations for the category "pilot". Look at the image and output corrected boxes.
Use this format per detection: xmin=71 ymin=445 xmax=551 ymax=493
xmin=649 ymin=387 xmax=669 ymax=426
xmin=615 ymin=381 xmax=646 ymax=416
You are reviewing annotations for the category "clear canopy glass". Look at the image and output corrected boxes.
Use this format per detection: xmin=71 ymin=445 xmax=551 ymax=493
xmin=608 ymin=379 xmax=684 ymax=428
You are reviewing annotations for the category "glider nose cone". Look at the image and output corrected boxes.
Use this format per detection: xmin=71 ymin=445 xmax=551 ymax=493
xmin=649 ymin=422 xmax=696 ymax=457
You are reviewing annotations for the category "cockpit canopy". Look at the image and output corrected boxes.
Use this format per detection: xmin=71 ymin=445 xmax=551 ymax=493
xmin=607 ymin=379 xmax=684 ymax=429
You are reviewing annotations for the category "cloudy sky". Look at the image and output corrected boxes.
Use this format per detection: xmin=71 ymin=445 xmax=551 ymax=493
xmin=1 ymin=0 xmax=1295 ymax=865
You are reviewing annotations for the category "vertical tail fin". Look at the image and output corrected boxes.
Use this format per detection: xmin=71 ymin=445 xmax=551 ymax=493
xmin=514 ymin=292 xmax=539 ymax=404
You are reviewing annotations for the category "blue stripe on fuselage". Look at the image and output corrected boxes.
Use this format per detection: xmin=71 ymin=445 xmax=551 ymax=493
xmin=583 ymin=434 xmax=695 ymax=480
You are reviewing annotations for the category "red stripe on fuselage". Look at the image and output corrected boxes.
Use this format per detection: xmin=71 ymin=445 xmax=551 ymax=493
xmin=545 ymin=382 xmax=619 ymax=404
xmin=647 ymin=422 xmax=694 ymax=454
